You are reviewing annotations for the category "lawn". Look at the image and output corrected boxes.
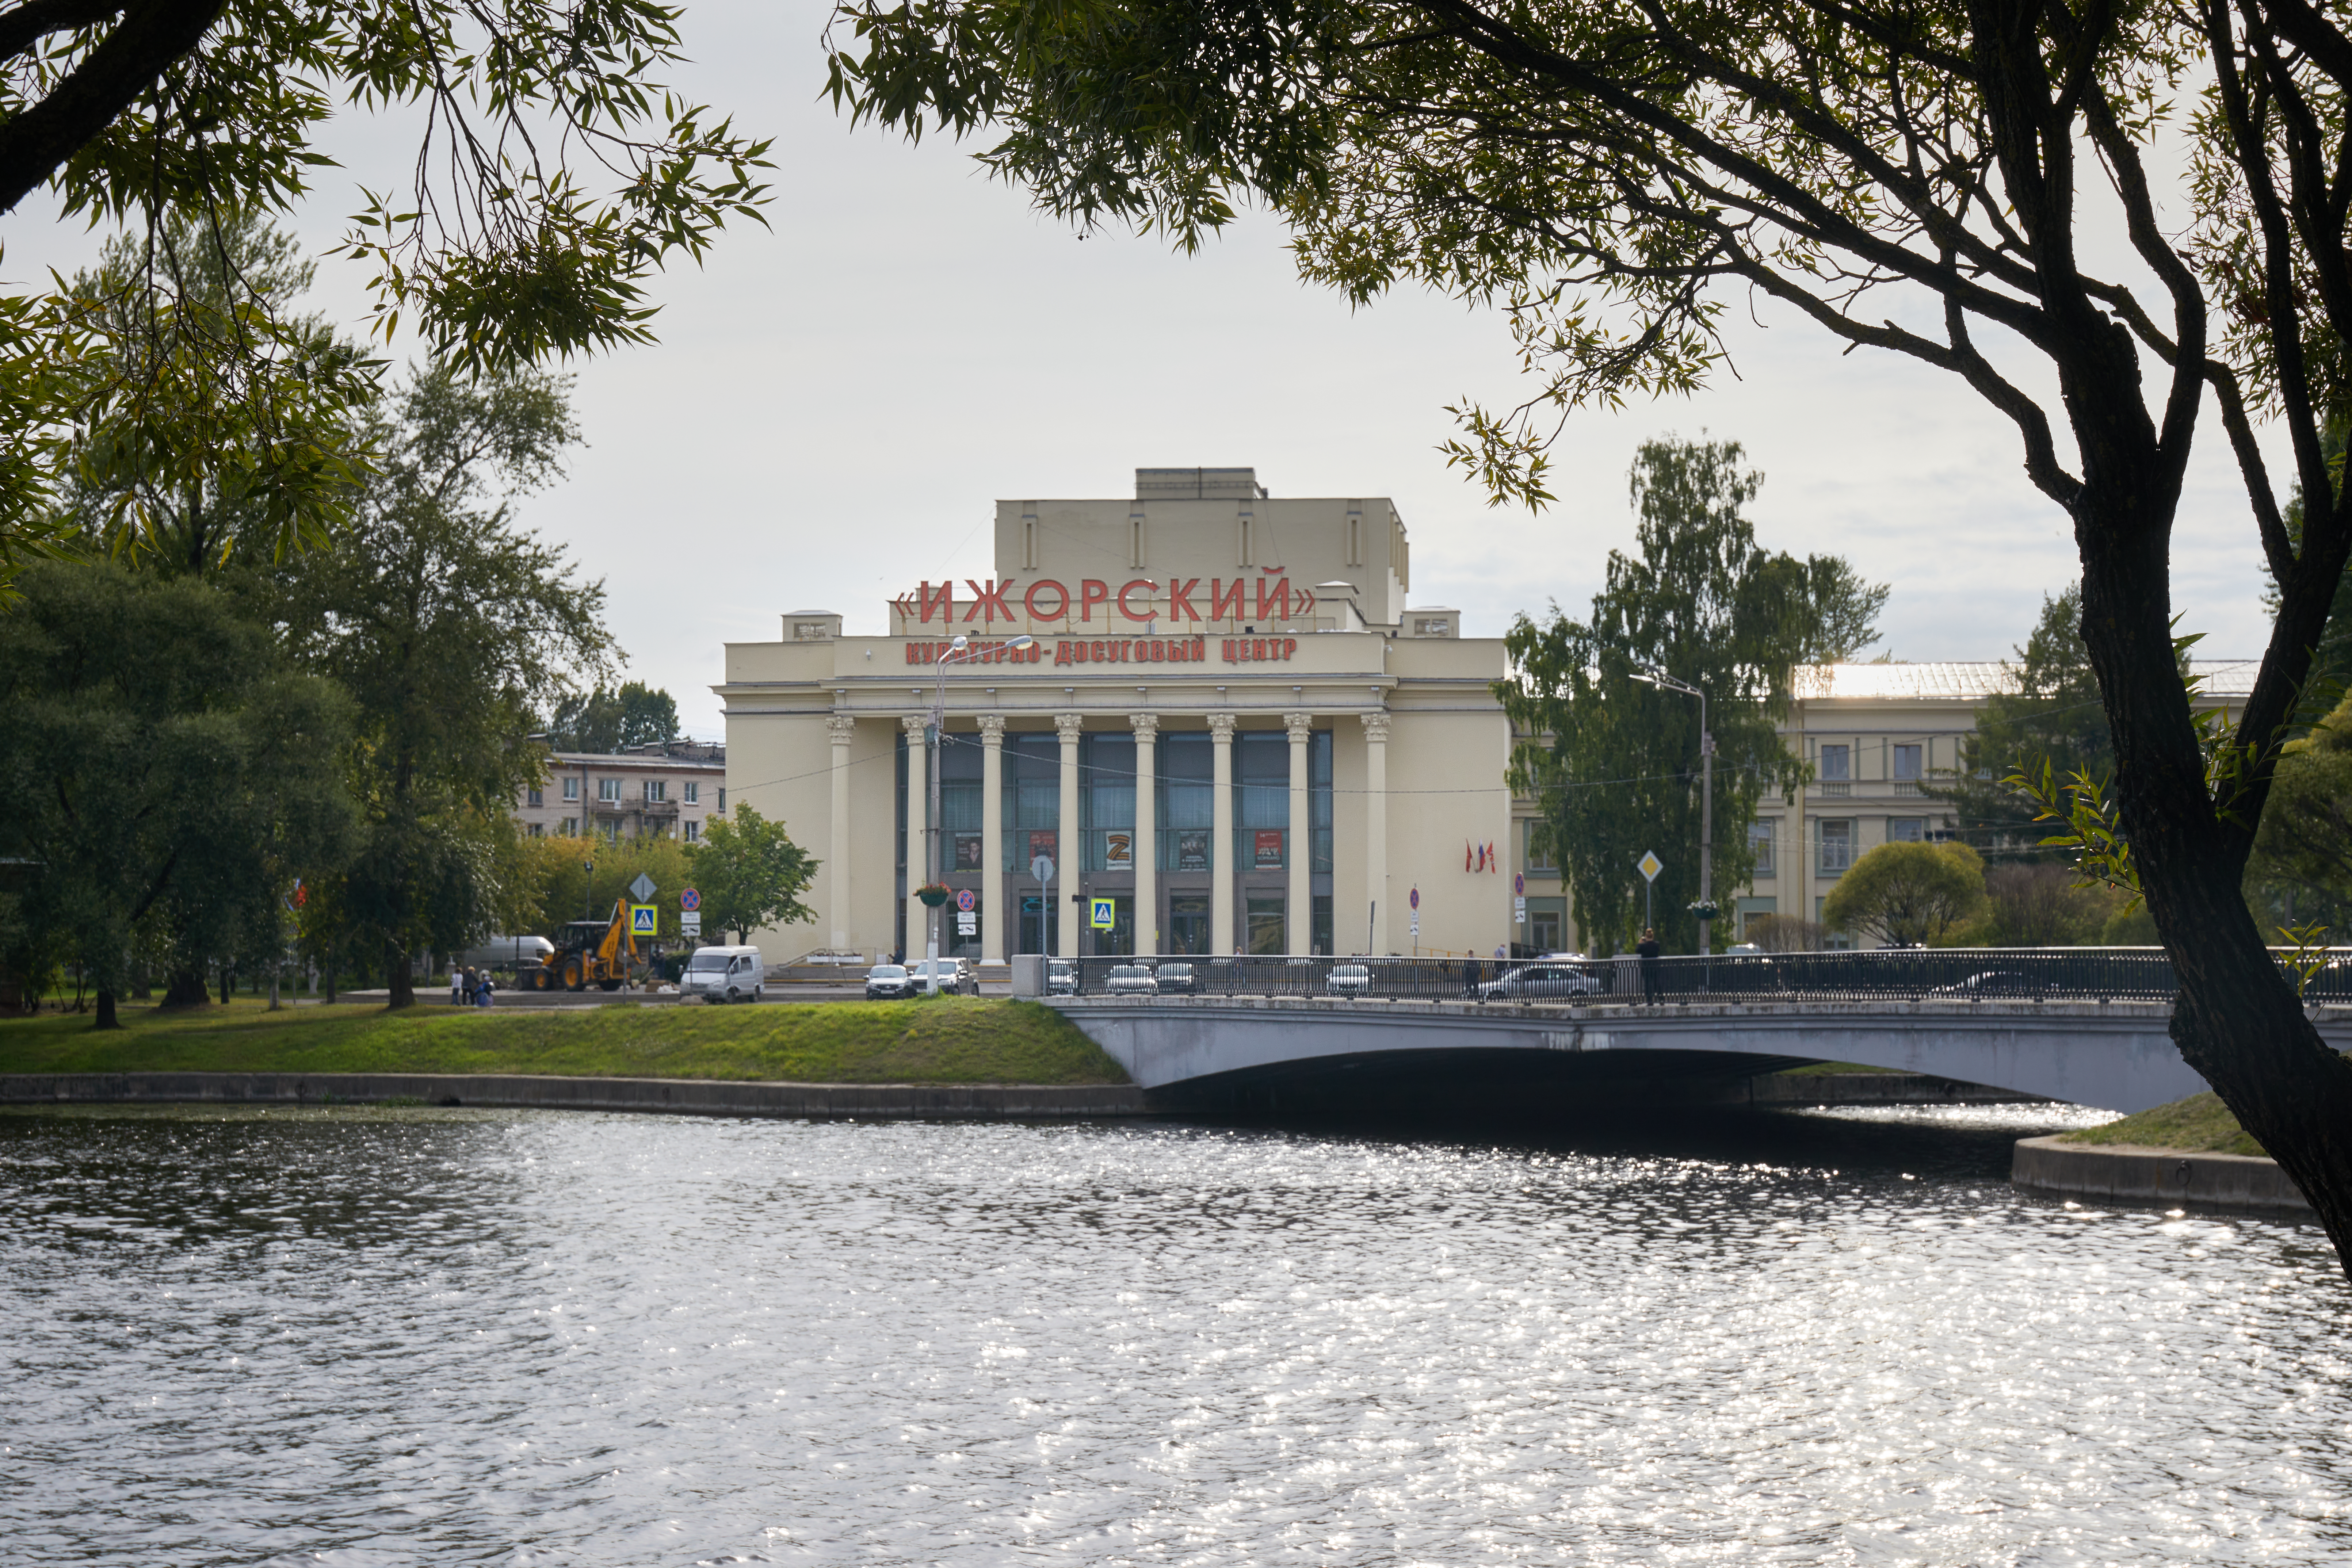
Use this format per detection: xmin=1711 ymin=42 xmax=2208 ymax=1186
xmin=2062 ymin=1091 xmax=2265 ymax=1157
xmin=0 ymin=997 xmax=1130 ymax=1086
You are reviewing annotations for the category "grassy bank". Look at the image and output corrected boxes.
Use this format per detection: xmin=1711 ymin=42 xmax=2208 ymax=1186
xmin=2062 ymin=1092 xmax=2265 ymax=1157
xmin=0 ymin=997 xmax=1129 ymax=1086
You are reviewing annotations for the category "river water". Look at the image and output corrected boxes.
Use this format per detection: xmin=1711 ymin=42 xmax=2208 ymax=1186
xmin=3 ymin=1102 xmax=2349 ymax=1566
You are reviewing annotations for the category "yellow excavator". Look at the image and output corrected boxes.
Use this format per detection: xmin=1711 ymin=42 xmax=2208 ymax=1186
xmin=526 ymin=900 xmax=645 ymax=992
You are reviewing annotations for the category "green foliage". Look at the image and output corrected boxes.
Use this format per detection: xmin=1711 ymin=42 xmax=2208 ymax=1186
xmin=1500 ymin=435 xmax=1886 ymax=955
xmin=254 ymin=364 xmax=614 ymax=1001
xmin=2062 ymin=1093 xmax=2268 ymax=1159
xmin=1821 ymin=841 xmax=1986 ymax=948
xmin=0 ymin=0 xmax=770 ymax=587
xmin=2248 ymin=691 xmax=2352 ymax=937
xmin=0 ymin=559 xmax=356 ymax=1017
xmin=1948 ymin=863 xmax=2119 ymax=948
xmin=548 ymin=681 xmax=681 ymax=755
xmin=1932 ymin=586 xmax=2111 ymax=853
xmin=509 ymin=832 xmax=693 ymax=939
xmin=690 ymin=804 xmax=820 ymax=946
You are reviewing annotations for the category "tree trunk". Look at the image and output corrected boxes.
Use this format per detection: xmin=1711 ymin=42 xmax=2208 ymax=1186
xmin=218 ymin=966 xmax=231 ymax=1006
xmin=161 ymin=967 xmax=210 ymax=1007
xmin=2074 ymin=478 xmax=2352 ymax=1274
xmin=93 ymin=988 xmax=119 ymax=1030
xmin=386 ymin=940 xmax=415 ymax=1009
xmin=324 ymin=961 xmax=337 ymax=1005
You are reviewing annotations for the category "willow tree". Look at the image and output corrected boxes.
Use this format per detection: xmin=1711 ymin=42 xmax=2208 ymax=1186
xmin=827 ymin=0 xmax=2352 ymax=1261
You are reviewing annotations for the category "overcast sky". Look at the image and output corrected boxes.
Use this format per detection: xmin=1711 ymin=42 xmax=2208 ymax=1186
xmin=6 ymin=1 xmax=2280 ymax=738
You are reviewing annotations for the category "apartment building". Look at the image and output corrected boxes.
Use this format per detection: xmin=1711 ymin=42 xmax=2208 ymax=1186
xmin=515 ymin=741 xmax=728 ymax=844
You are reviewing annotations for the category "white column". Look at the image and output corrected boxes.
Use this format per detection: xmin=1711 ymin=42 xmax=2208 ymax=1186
xmin=980 ymin=714 xmax=1006 ymax=967
xmin=1131 ymin=712 xmax=1158 ymax=956
xmin=1286 ymin=711 xmax=1312 ymax=954
xmin=1362 ymin=711 xmax=1389 ymax=954
xmin=827 ymin=713 xmax=855 ymax=951
xmin=1055 ymin=712 xmax=1083 ymax=958
xmin=1210 ymin=712 xmax=1237 ymax=954
xmin=902 ymin=713 xmax=928 ymax=958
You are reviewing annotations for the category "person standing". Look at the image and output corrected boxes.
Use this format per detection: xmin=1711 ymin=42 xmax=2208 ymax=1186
xmin=450 ymin=966 xmax=464 ymax=1006
xmin=1636 ymin=928 xmax=1664 ymax=1005
xmin=476 ymin=970 xmax=495 ymax=1008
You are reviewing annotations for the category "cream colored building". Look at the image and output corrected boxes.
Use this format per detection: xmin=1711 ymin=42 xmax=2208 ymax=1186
xmin=1508 ymin=659 xmax=2259 ymax=952
xmin=721 ymin=469 xmax=1515 ymax=967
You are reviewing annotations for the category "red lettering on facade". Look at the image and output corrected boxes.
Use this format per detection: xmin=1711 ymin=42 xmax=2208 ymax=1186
xmin=1091 ymin=640 xmax=1106 ymax=661
xmin=1024 ymin=579 xmax=1069 ymax=620
xmin=1209 ymin=578 xmax=1246 ymax=621
xmin=1079 ymin=579 xmax=1110 ymax=622
xmin=1255 ymin=577 xmax=1290 ymax=622
xmin=917 ymin=581 xmax=954 ymax=624
xmin=1116 ymin=579 xmax=1155 ymax=621
xmin=1168 ymin=578 xmax=1200 ymax=620
xmin=965 ymin=578 xmax=1014 ymax=623
xmin=1284 ymin=638 xmax=1297 ymax=659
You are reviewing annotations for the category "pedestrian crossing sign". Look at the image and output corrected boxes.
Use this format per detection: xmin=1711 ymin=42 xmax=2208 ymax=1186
xmin=1090 ymin=898 xmax=1116 ymax=930
xmin=629 ymin=903 xmax=659 ymax=936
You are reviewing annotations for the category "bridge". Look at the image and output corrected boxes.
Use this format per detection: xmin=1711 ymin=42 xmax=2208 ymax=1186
xmin=1036 ymin=950 xmax=2352 ymax=1112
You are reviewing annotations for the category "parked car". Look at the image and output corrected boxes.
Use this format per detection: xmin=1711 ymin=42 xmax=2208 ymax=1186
xmin=456 ymin=934 xmax=556 ymax=974
xmin=681 ymin=945 xmax=765 ymax=1003
xmin=1047 ymin=959 xmax=1077 ymax=996
xmin=1472 ymin=961 xmax=1607 ymax=1002
xmin=1105 ymin=963 xmax=1159 ymax=996
xmin=1327 ymin=962 xmax=1373 ymax=997
xmin=1156 ymin=962 xmax=1197 ymax=995
xmin=866 ymin=963 xmax=915 ymax=999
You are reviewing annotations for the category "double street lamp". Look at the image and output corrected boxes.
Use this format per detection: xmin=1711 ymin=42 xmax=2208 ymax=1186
xmin=1631 ymin=664 xmax=1716 ymax=982
xmin=922 ymin=634 xmax=1035 ymax=991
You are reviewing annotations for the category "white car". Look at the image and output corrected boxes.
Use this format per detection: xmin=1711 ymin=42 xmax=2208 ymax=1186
xmin=681 ymin=945 xmax=765 ymax=1003
xmin=1046 ymin=959 xmax=1077 ymax=996
xmin=1105 ymin=963 xmax=1159 ymax=995
xmin=1326 ymin=963 xmax=1373 ymax=997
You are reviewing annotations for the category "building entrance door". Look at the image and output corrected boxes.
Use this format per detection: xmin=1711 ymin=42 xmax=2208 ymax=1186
xmin=1246 ymin=895 xmax=1287 ymax=955
xmin=1529 ymin=910 xmax=1563 ymax=952
xmin=1018 ymin=895 xmax=1057 ymax=955
xmin=1167 ymin=894 xmax=1210 ymax=955
xmin=1088 ymin=896 xmax=1133 ymax=956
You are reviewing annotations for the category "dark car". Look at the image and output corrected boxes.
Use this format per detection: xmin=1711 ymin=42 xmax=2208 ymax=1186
xmin=865 ymin=963 xmax=915 ymax=1000
xmin=1472 ymin=961 xmax=1607 ymax=1002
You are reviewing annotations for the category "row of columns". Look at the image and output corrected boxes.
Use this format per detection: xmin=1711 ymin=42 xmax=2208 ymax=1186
xmin=826 ymin=710 xmax=1392 ymax=961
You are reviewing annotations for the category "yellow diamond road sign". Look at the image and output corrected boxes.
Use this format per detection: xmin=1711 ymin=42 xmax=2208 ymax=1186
xmin=1637 ymin=851 xmax=1663 ymax=883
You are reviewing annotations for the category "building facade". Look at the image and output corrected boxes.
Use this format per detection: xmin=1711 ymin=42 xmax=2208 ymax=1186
xmin=721 ymin=469 xmax=1514 ymax=966
xmin=1509 ymin=659 xmax=2257 ymax=951
xmin=515 ymin=743 xmax=727 ymax=843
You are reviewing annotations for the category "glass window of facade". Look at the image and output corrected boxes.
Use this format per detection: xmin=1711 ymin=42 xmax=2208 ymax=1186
xmin=939 ymin=731 xmax=984 ymax=873
xmin=1158 ymin=731 xmax=1213 ymax=871
xmin=1748 ymin=820 xmax=1775 ymax=875
xmin=1003 ymin=734 xmax=1062 ymax=872
xmin=1892 ymin=743 xmax=1923 ymax=781
xmin=1818 ymin=818 xmax=1853 ymax=873
xmin=1083 ymin=733 xmax=1135 ymax=872
xmin=1310 ymin=730 xmax=1333 ymax=873
xmin=1235 ymin=731 xmax=1288 ymax=869
xmin=1888 ymin=817 xmax=1925 ymax=843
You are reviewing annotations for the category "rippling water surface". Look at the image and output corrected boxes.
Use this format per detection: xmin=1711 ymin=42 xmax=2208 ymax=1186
xmin=3 ymin=1102 xmax=2350 ymax=1566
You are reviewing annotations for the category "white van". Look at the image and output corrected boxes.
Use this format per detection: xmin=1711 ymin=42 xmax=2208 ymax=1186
xmin=681 ymin=945 xmax=765 ymax=1003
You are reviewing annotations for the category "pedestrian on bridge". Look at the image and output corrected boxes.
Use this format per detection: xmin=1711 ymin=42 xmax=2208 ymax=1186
xmin=1637 ymin=929 xmax=1663 ymax=1005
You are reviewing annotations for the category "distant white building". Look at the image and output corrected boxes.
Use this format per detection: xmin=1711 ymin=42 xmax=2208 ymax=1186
xmin=515 ymin=742 xmax=727 ymax=844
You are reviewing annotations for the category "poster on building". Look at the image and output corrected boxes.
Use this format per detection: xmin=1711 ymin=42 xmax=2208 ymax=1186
xmin=1253 ymin=829 xmax=1284 ymax=868
xmin=954 ymin=833 xmax=984 ymax=871
xmin=1101 ymin=830 xmax=1133 ymax=867
xmin=1027 ymin=829 xmax=1056 ymax=863
xmin=1176 ymin=831 xmax=1209 ymax=871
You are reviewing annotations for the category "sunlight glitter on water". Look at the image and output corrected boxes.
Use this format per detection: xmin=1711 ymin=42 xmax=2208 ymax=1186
xmin=1 ymin=1102 xmax=2344 ymax=1566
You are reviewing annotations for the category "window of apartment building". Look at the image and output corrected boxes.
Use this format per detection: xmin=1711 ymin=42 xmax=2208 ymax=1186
xmin=684 ymin=820 xmax=699 ymax=843
xmin=683 ymin=782 xmax=699 ymax=804
xmin=1815 ymin=896 xmax=1854 ymax=950
xmin=526 ymin=787 xmax=543 ymax=807
xmin=562 ymin=777 xmax=580 ymax=802
xmin=1818 ymin=818 xmax=1853 ymax=873
xmin=561 ymin=816 xmax=578 ymax=835
xmin=1819 ymin=743 xmax=1851 ymax=797
xmin=1748 ymin=820 xmax=1775 ymax=876
xmin=598 ymin=777 xmax=621 ymax=802
xmin=1524 ymin=821 xmax=1557 ymax=872
xmin=1892 ymin=743 xmax=1923 ymax=781
xmin=717 ymin=788 xmax=726 ymax=814
xmin=644 ymin=780 xmax=667 ymax=803
xmin=527 ymin=821 xmax=543 ymax=837
xmin=1889 ymin=817 xmax=1926 ymax=844
xmin=602 ymin=819 xmax=621 ymax=842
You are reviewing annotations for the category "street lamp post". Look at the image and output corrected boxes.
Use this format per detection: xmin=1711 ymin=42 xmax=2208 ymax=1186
xmin=926 ymin=635 xmax=1035 ymax=993
xmin=1633 ymin=665 xmax=1713 ymax=986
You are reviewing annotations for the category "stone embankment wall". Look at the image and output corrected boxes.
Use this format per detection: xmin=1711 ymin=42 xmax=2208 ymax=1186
xmin=2012 ymin=1135 xmax=2313 ymax=1214
xmin=0 ymin=1073 xmax=1152 ymax=1120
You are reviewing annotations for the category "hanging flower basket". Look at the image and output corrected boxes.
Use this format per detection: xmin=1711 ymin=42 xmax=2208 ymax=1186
xmin=916 ymin=883 xmax=952 ymax=907
xmin=1686 ymin=900 xmax=1723 ymax=923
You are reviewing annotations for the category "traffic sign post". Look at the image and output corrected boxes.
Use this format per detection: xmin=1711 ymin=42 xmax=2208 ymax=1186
xmin=628 ymin=872 xmax=657 ymax=903
xmin=1637 ymin=850 xmax=1663 ymax=932
xmin=680 ymin=912 xmax=702 ymax=939
xmin=1089 ymin=898 xmax=1116 ymax=931
xmin=955 ymin=888 xmax=977 ymax=913
xmin=679 ymin=888 xmax=700 ymax=913
xmin=628 ymin=903 xmax=659 ymax=937
xmin=1032 ymin=854 xmax=1056 ymax=956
